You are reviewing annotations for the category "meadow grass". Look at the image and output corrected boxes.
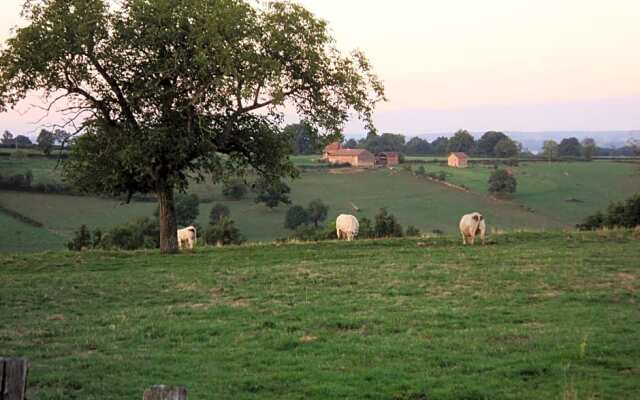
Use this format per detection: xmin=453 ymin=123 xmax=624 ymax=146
xmin=2 ymin=158 xmax=639 ymax=251
xmin=0 ymin=211 xmax=65 ymax=252
xmin=1 ymin=230 xmax=639 ymax=399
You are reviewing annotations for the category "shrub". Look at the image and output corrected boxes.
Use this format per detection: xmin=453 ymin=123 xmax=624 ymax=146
xmin=209 ymin=203 xmax=230 ymax=225
xmin=414 ymin=165 xmax=426 ymax=176
xmin=578 ymin=193 xmax=640 ymax=230
xmin=204 ymin=217 xmax=245 ymax=246
xmin=99 ymin=217 xmax=160 ymax=250
xmin=437 ymin=171 xmax=447 ymax=181
xmin=488 ymin=169 xmax=517 ymax=195
xmin=374 ymin=208 xmax=403 ymax=238
xmin=307 ymin=199 xmax=329 ymax=228
xmin=285 ymin=205 xmax=309 ymax=230
xmin=253 ymin=179 xmax=291 ymax=208
xmin=358 ymin=217 xmax=374 ymax=238
xmin=222 ymin=180 xmax=248 ymax=200
xmin=405 ymin=226 xmax=421 ymax=237
xmin=67 ymin=225 xmax=92 ymax=251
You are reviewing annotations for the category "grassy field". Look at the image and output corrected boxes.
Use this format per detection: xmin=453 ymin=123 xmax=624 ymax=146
xmin=2 ymin=230 xmax=639 ymax=399
xmin=409 ymin=160 xmax=640 ymax=224
xmin=1 ymin=156 xmax=639 ymax=251
xmin=0 ymin=211 xmax=66 ymax=252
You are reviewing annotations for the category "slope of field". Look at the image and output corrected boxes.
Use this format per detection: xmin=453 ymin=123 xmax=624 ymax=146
xmin=0 ymin=212 xmax=66 ymax=252
xmin=0 ymin=168 xmax=557 ymax=245
xmin=411 ymin=160 xmax=640 ymax=224
xmin=2 ymin=231 xmax=639 ymax=399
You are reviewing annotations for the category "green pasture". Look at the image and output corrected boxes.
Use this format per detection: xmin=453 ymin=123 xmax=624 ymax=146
xmin=2 ymin=230 xmax=639 ymax=399
xmin=409 ymin=160 xmax=640 ymax=224
xmin=0 ymin=211 xmax=65 ymax=252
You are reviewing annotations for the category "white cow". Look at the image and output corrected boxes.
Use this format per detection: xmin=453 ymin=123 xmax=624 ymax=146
xmin=177 ymin=226 xmax=197 ymax=250
xmin=336 ymin=214 xmax=359 ymax=241
xmin=459 ymin=212 xmax=486 ymax=245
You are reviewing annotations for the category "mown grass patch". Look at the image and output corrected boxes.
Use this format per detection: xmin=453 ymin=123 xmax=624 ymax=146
xmin=2 ymin=231 xmax=639 ymax=399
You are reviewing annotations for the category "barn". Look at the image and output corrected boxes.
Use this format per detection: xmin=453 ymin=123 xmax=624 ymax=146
xmin=323 ymin=142 xmax=375 ymax=168
xmin=448 ymin=152 xmax=469 ymax=168
xmin=376 ymin=152 xmax=400 ymax=166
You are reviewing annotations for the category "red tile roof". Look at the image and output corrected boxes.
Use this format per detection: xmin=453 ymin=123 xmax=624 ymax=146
xmin=450 ymin=152 xmax=469 ymax=159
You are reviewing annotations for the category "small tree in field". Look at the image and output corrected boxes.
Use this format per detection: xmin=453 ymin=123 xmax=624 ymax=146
xmin=222 ymin=181 xmax=249 ymax=201
xmin=0 ymin=0 xmax=384 ymax=253
xmin=306 ymin=199 xmax=329 ymax=227
xmin=285 ymin=205 xmax=309 ymax=230
xmin=488 ymin=169 xmax=517 ymax=196
xmin=253 ymin=178 xmax=291 ymax=209
xmin=209 ymin=203 xmax=230 ymax=225
xmin=37 ymin=129 xmax=55 ymax=155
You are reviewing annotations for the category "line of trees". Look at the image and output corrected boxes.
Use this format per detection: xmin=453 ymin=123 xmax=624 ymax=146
xmin=285 ymin=125 xmax=640 ymax=159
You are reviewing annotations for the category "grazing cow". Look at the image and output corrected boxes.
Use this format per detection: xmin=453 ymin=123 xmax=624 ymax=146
xmin=177 ymin=226 xmax=197 ymax=250
xmin=459 ymin=212 xmax=486 ymax=245
xmin=336 ymin=214 xmax=359 ymax=241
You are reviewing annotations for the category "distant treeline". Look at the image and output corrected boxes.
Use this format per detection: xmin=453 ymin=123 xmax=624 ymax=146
xmin=285 ymin=123 xmax=639 ymax=159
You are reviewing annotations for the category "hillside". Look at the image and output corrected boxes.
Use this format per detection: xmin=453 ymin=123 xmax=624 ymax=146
xmin=2 ymin=231 xmax=639 ymax=399
xmin=1 ymin=157 xmax=639 ymax=252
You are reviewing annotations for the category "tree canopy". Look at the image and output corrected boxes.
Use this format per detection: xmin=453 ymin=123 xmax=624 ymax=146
xmin=0 ymin=0 xmax=384 ymax=252
xmin=447 ymin=130 xmax=475 ymax=153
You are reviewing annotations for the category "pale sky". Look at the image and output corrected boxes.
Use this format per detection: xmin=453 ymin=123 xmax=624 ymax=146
xmin=1 ymin=0 xmax=640 ymax=137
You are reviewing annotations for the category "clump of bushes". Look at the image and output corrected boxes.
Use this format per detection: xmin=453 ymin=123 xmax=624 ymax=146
xmin=253 ymin=178 xmax=291 ymax=209
xmin=405 ymin=226 xmax=421 ymax=237
xmin=577 ymin=193 xmax=640 ymax=230
xmin=284 ymin=200 xmax=329 ymax=230
xmin=209 ymin=203 xmax=230 ymax=224
xmin=204 ymin=217 xmax=245 ymax=246
xmin=222 ymin=180 xmax=249 ymax=200
xmin=68 ymin=219 xmax=157 ymax=251
xmin=488 ymin=169 xmax=517 ymax=196
xmin=374 ymin=208 xmax=403 ymax=238
xmin=425 ymin=171 xmax=447 ymax=181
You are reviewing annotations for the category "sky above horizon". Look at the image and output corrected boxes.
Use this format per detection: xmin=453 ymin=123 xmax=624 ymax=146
xmin=1 ymin=0 xmax=639 ymax=138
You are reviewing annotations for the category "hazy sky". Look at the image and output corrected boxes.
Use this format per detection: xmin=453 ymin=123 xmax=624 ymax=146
xmin=1 ymin=0 xmax=639 ymax=137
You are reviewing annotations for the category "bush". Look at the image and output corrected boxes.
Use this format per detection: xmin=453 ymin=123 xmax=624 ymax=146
xmin=374 ymin=208 xmax=403 ymax=238
xmin=209 ymin=203 xmax=230 ymax=225
xmin=204 ymin=217 xmax=245 ymax=246
xmin=488 ymin=169 xmax=517 ymax=195
xmin=307 ymin=199 xmax=329 ymax=227
xmin=99 ymin=217 xmax=160 ymax=250
xmin=253 ymin=179 xmax=291 ymax=208
xmin=67 ymin=225 xmax=92 ymax=251
xmin=285 ymin=205 xmax=309 ymax=230
xmin=578 ymin=193 xmax=640 ymax=230
xmin=437 ymin=171 xmax=447 ymax=181
xmin=405 ymin=226 xmax=421 ymax=237
xmin=358 ymin=217 xmax=374 ymax=238
xmin=222 ymin=180 xmax=249 ymax=200
xmin=414 ymin=165 xmax=426 ymax=176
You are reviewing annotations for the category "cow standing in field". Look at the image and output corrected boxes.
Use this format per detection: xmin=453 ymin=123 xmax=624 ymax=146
xmin=177 ymin=226 xmax=197 ymax=250
xmin=336 ymin=214 xmax=359 ymax=241
xmin=459 ymin=212 xmax=486 ymax=245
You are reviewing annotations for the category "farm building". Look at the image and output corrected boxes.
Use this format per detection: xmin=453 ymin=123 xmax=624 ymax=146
xmin=448 ymin=152 xmax=469 ymax=168
xmin=322 ymin=142 xmax=375 ymax=168
xmin=375 ymin=152 xmax=400 ymax=166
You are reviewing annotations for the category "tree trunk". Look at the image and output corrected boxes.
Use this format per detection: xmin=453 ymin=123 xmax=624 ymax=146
xmin=157 ymin=185 xmax=179 ymax=254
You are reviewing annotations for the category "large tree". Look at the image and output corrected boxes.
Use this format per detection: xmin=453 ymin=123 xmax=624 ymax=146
xmin=37 ymin=128 xmax=55 ymax=155
xmin=285 ymin=121 xmax=319 ymax=155
xmin=558 ymin=137 xmax=582 ymax=157
xmin=0 ymin=0 xmax=384 ymax=253
xmin=477 ymin=131 xmax=508 ymax=156
xmin=494 ymin=137 xmax=519 ymax=158
xmin=541 ymin=140 xmax=559 ymax=161
xmin=447 ymin=130 xmax=475 ymax=153
xmin=1 ymin=130 xmax=13 ymax=145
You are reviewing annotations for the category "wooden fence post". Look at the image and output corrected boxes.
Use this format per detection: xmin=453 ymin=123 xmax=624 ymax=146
xmin=0 ymin=358 xmax=30 ymax=400
xmin=143 ymin=385 xmax=188 ymax=400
